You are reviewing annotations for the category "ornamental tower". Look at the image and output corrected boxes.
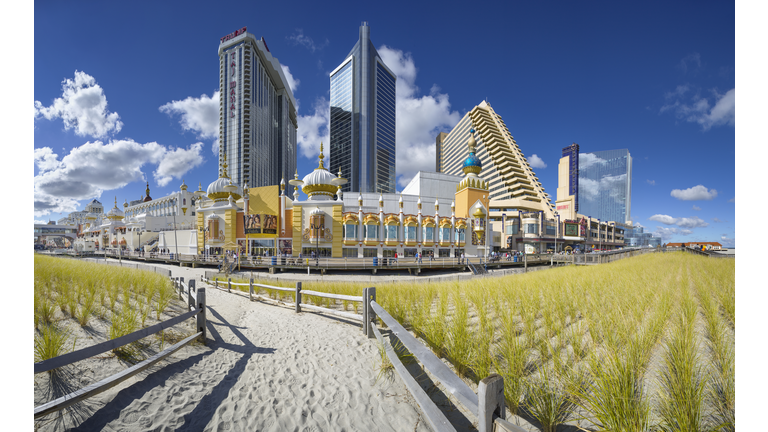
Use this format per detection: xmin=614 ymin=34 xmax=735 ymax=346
xmin=218 ymin=27 xmax=298 ymax=189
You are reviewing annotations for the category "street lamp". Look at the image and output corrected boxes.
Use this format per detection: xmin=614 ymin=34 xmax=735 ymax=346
xmin=310 ymin=209 xmax=323 ymax=267
xmin=198 ymin=225 xmax=209 ymax=261
xmin=553 ymin=211 xmax=559 ymax=265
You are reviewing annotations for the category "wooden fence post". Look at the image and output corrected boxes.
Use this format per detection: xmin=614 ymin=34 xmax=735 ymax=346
xmin=249 ymin=278 xmax=254 ymax=302
xmin=362 ymin=287 xmax=369 ymax=334
xmin=188 ymin=280 xmax=194 ymax=311
xmin=367 ymin=287 xmax=376 ymax=339
xmin=179 ymin=277 xmax=184 ymax=301
xmin=478 ymin=373 xmax=505 ymax=432
xmin=193 ymin=279 xmax=206 ymax=344
xmin=227 ymin=277 xmax=231 ymax=293
xmin=295 ymin=282 xmax=302 ymax=313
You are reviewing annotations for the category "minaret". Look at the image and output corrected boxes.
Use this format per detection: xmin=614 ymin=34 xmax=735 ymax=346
xmin=417 ymin=196 xmax=422 ymax=246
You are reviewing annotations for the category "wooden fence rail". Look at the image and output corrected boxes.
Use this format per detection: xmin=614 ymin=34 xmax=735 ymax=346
xmin=34 ymin=278 xmax=205 ymax=419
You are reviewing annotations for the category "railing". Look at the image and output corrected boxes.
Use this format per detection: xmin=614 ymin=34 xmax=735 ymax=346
xmin=366 ymin=293 xmax=523 ymax=432
xmin=33 ymin=278 xmax=205 ymax=419
xmin=200 ymin=275 xmax=366 ymax=329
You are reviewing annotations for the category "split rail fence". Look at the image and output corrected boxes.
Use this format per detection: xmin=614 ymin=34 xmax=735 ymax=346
xmin=34 ymin=278 xmax=206 ymax=419
xmin=199 ymin=275 xmax=523 ymax=432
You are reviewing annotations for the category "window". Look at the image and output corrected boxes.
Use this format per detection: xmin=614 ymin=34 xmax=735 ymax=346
xmin=405 ymin=226 xmax=416 ymax=241
xmin=342 ymin=248 xmax=358 ymax=257
xmin=455 ymin=228 xmax=466 ymax=243
xmin=506 ymin=224 xmax=518 ymax=235
xmin=365 ymin=225 xmax=378 ymax=239
xmin=424 ymin=226 xmax=434 ymax=242
xmin=440 ymin=227 xmax=450 ymax=242
xmin=524 ymin=224 xmax=538 ymax=234
xmin=363 ymin=248 xmax=378 ymax=257
xmin=386 ymin=225 xmax=397 ymax=241
xmin=344 ymin=224 xmax=357 ymax=239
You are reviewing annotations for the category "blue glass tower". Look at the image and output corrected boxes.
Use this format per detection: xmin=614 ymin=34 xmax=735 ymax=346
xmin=578 ymin=149 xmax=632 ymax=223
xmin=330 ymin=22 xmax=396 ymax=194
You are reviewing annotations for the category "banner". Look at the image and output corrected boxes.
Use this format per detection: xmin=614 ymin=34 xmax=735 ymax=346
xmin=262 ymin=214 xmax=277 ymax=234
xmin=245 ymin=213 xmax=278 ymax=235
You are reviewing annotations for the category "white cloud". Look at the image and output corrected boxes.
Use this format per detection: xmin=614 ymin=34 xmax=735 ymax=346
xmin=647 ymin=179 xmax=655 ymax=186
xmin=154 ymin=142 xmax=206 ymax=187
xmin=712 ymin=217 xmax=723 ymax=223
xmin=579 ymin=174 xmax=626 ymax=203
xmin=653 ymin=226 xmax=681 ymax=242
xmin=680 ymin=229 xmax=693 ymax=236
xmin=728 ymin=197 xmax=735 ymax=203
xmin=296 ymin=98 xmax=330 ymax=160
xmin=280 ymin=65 xmax=300 ymax=93
xmin=649 ymin=214 xmax=709 ymax=228
xmin=579 ymin=178 xmax=600 ymax=202
xmin=287 ymin=29 xmax=329 ymax=52
xmin=660 ymin=87 xmax=735 ymax=130
xmin=34 ymin=139 xmax=204 ymax=216
xmin=692 ymin=205 xmax=701 ymax=211
xmin=34 ymin=70 xmax=123 ymax=138
xmin=34 ymin=219 xmax=49 ymax=225
xmin=159 ymin=91 xmax=219 ymax=139
xmin=677 ymin=53 xmax=701 ymax=74
xmin=579 ymin=153 xmax=606 ymax=170
xmin=529 ymin=154 xmax=547 ymax=169
xmin=720 ymin=235 xmax=735 ymax=248
xmin=378 ymin=46 xmax=462 ymax=187
xmin=670 ymin=184 xmax=717 ymax=201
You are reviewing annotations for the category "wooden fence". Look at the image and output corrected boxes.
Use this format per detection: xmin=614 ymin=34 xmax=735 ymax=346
xmin=197 ymin=275 xmax=523 ymax=431
xmin=34 ymin=278 xmax=205 ymax=419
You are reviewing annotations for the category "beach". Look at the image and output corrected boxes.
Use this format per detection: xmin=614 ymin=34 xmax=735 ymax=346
xmin=34 ymin=263 xmax=436 ymax=432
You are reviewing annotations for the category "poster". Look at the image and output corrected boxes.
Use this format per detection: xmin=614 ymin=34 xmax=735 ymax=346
xmin=262 ymin=214 xmax=277 ymax=234
xmin=564 ymin=223 xmax=579 ymax=237
xmin=244 ymin=214 xmax=261 ymax=234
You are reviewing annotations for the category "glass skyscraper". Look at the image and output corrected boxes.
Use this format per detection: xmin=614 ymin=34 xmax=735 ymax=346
xmin=330 ymin=22 xmax=396 ymax=194
xmin=578 ymin=149 xmax=632 ymax=223
xmin=219 ymin=28 xmax=297 ymax=189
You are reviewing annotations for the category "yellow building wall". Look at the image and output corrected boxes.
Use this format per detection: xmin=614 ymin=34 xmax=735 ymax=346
xmin=196 ymin=211 xmax=204 ymax=252
xmin=292 ymin=206 xmax=302 ymax=256
xmin=284 ymin=208 xmax=293 ymax=238
xmin=332 ymin=205 xmax=342 ymax=258
xmin=247 ymin=185 xmax=280 ymax=239
xmin=455 ymin=187 xmax=490 ymax=218
xmin=224 ymin=209 xmax=235 ymax=247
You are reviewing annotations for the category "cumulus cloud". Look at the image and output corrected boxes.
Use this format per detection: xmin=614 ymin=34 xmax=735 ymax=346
xmin=579 ymin=174 xmax=627 ymax=202
xmin=34 ymin=140 xmax=204 ymax=216
xmin=712 ymin=217 xmax=723 ymax=223
xmin=649 ymin=214 xmax=709 ymax=228
xmin=647 ymin=180 xmax=655 ymax=186
xmin=692 ymin=205 xmax=701 ymax=211
xmin=280 ymin=65 xmax=300 ymax=93
xmin=720 ymin=235 xmax=735 ymax=248
xmin=653 ymin=226 xmax=681 ymax=241
xmin=677 ymin=53 xmax=701 ymax=74
xmin=296 ymin=98 xmax=330 ymax=160
xmin=34 ymin=70 xmax=123 ymax=138
xmin=287 ymin=29 xmax=328 ymax=52
xmin=660 ymin=86 xmax=735 ymax=130
xmin=579 ymin=153 xmax=606 ymax=170
xmin=670 ymin=184 xmax=717 ymax=201
xmin=159 ymin=91 xmax=219 ymax=139
xmin=728 ymin=197 xmax=734 ymax=203
xmin=377 ymin=46 xmax=462 ymax=187
xmin=529 ymin=154 xmax=547 ymax=169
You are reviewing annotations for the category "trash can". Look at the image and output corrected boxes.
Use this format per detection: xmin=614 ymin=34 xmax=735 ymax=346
xmin=373 ymin=257 xmax=379 ymax=267
xmin=513 ymin=256 xmax=518 ymax=263
xmin=271 ymin=256 xmax=277 ymax=266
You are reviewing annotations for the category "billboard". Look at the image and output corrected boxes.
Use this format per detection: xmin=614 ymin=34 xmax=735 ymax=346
xmin=244 ymin=214 xmax=278 ymax=235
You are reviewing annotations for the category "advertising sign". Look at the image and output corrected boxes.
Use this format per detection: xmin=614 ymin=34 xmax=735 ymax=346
xmin=244 ymin=214 xmax=261 ymax=234
xmin=564 ymin=223 xmax=579 ymax=237
xmin=262 ymin=214 xmax=277 ymax=234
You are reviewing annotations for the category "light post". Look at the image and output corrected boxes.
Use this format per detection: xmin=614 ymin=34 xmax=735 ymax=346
xmin=199 ymin=225 xmax=209 ymax=261
xmin=172 ymin=200 xmax=179 ymax=262
xmin=310 ymin=217 xmax=322 ymax=267
xmin=553 ymin=212 xmax=559 ymax=265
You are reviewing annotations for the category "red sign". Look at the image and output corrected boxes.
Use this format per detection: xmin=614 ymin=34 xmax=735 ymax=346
xmin=557 ymin=204 xmax=569 ymax=210
xmin=221 ymin=27 xmax=247 ymax=43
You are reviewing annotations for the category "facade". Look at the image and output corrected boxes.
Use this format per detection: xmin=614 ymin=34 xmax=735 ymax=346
xmin=438 ymin=101 xmax=555 ymax=219
xmin=624 ymin=224 xmax=662 ymax=248
xmin=218 ymin=27 xmax=298 ymax=189
xmin=577 ymin=148 xmax=632 ymax=224
xmin=400 ymin=171 xmax=463 ymax=203
xmin=435 ymin=132 xmax=448 ymax=172
xmin=329 ymin=22 xmax=397 ymax=194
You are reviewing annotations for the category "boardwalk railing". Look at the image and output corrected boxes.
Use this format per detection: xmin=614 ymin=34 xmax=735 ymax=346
xmin=33 ymin=279 xmax=206 ymax=419
xmin=200 ymin=276 xmax=367 ymax=330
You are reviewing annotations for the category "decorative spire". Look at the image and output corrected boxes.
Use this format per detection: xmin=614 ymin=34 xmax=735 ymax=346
xmin=221 ymin=153 xmax=230 ymax=179
xmin=316 ymin=142 xmax=326 ymax=170
xmin=180 ymin=179 xmax=188 ymax=191
xmin=146 ymin=182 xmax=151 ymax=197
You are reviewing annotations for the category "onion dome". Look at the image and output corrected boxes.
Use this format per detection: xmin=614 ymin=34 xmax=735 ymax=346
xmin=180 ymin=179 xmax=188 ymax=191
xmin=207 ymin=154 xmax=242 ymax=202
xmin=301 ymin=143 xmax=346 ymax=200
xmin=310 ymin=207 xmax=324 ymax=216
xmin=106 ymin=197 xmax=125 ymax=220
xmin=473 ymin=204 xmax=486 ymax=219
xmin=143 ymin=182 xmax=153 ymax=202
xmin=462 ymin=129 xmax=483 ymax=176
xmin=123 ymin=199 xmax=128 ymax=208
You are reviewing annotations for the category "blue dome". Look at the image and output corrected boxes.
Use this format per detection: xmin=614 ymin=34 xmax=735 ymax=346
xmin=463 ymin=153 xmax=482 ymax=171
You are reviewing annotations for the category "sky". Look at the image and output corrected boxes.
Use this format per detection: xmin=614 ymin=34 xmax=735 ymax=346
xmin=30 ymin=1 xmax=737 ymax=246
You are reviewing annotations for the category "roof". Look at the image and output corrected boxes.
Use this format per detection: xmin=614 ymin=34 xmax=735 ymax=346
xmin=667 ymin=242 xmax=722 ymax=247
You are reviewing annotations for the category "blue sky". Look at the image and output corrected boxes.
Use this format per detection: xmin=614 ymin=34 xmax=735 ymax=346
xmin=31 ymin=1 xmax=736 ymax=246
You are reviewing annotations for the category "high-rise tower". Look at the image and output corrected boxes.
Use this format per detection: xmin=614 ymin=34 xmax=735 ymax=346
xmin=218 ymin=27 xmax=297 ymax=189
xmin=577 ymin=149 xmax=632 ymax=224
xmin=329 ymin=22 xmax=396 ymax=194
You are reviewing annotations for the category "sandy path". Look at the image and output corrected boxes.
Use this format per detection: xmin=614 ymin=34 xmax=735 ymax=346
xmin=36 ymin=269 xmax=432 ymax=432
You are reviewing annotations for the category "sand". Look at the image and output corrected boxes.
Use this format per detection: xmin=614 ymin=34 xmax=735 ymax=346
xmin=34 ymin=266 xmax=435 ymax=432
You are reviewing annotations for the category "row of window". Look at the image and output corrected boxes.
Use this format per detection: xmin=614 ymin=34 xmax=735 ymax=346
xmin=343 ymin=224 xmax=466 ymax=242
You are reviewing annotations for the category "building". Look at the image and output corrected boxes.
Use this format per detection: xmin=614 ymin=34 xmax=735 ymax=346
xmin=218 ymin=26 xmax=298 ymax=189
xmin=624 ymin=224 xmax=662 ymax=248
xmin=400 ymin=171 xmax=463 ymax=203
xmin=329 ymin=22 xmax=397 ymax=194
xmin=435 ymin=132 xmax=448 ymax=172
xmin=667 ymin=242 xmax=721 ymax=250
xmin=577 ymin=148 xmax=632 ymax=224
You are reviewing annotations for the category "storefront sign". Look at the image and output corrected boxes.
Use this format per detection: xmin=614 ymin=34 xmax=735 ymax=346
xmin=557 ymin=204 xmax=569 ymax=210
